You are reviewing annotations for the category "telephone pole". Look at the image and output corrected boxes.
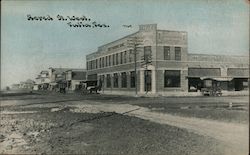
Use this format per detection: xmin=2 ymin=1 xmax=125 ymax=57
xmin=141 ymin=47 xmax=152 ymax=93
xmin=127 ymin=36 xmax=143 ymax=96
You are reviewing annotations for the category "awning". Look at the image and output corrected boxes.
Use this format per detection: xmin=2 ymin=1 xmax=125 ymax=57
xmin=188 ymin=68 xmax=221 ymax=77
xmin=200 ymin=77 xmax=233 ymax=81
xmin=212 ymin=77 xmax=233 ymax=81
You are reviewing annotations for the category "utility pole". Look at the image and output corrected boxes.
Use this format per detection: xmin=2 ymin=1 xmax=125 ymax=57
xmin=127 ymin=36 xmax=143 ymax=96
xmin=141 ymin=47 xmax=152 ymax=94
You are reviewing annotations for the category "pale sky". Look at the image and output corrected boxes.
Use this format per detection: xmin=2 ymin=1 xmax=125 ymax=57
xmin=1 ymin=0 xmax=249 ymax=89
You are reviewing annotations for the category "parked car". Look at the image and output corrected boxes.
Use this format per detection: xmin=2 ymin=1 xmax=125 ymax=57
xmin=201 ymin=87 xmax=222 ymax=96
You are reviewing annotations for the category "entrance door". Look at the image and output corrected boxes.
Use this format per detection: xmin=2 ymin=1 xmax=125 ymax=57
xmin=144 ymin=70 xmax=152 ymax=92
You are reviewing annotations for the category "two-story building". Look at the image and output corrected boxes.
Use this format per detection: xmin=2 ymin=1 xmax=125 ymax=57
xmin=47 ymin=67 xmax=87 ymax=91
xmin=34 ymin=70 xmax=50 ymax=90
xmin=65 ymin=69 xmax=87 ymax=91
xmin=86 ymin=24 xmax=248 ymax=96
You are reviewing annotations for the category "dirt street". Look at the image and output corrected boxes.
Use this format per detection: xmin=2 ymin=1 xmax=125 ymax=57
xmin=0 ymin=93 xmax=248 ymax=154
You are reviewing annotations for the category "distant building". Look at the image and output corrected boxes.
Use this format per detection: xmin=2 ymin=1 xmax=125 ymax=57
xmin=65 ymin=69 xmax=87 ymax=91
xmin=11 ymin=84 xmax=20 ymax=90
xmin=86 ymin=24 xmax=249 ymax=96
xmin=34 ymin=70 xmax=50 ymax=90
xmin=19 ymin=79 xmax=35 ymax=90
xmin=33 ymin=68 xmax=87 ymax=91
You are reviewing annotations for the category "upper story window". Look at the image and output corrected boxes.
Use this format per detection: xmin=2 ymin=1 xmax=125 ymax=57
xmin=124 ymin=51 xmax=127 ymax=63
xmin=120 ymin=52 xmax=123 ymax=64
xmin=144 ymin=46 xmax=152 ymax=62
xmin=105 ymin=56 xmax=108 ymax=67
xmin=102 ymin=57 xmax=104 ymax=68
xmin=116 ymin=53 xmax=119 ymax=65
xmin=112 ymin=54 xmax=115 ymax=66
xmin=129 ymin=50 xmax=133 ymax=62
xmin=175 ymin=47 xmax=181 ymax=61
xmin=92 ymin=60 xmax=95 ymax=69
xmin=90 ymin=61 xmax=93 ymax=70
xmin=99 ymin=58 xmax=102 ymax=68
xmin=95 ymin=59 xmax=98 ymax=69
xmin=108 ymin=55 xmax=111 ymax=66
xmin=164 ymin=46 xmax=170 ymax=60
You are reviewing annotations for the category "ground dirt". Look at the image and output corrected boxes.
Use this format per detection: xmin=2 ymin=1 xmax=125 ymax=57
xmin=0 ymin=93 xmax=249 ymax=155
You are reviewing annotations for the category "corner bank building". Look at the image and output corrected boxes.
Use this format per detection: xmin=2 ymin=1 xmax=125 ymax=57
xmin=86 ymin=24 xmax=249 ymax=96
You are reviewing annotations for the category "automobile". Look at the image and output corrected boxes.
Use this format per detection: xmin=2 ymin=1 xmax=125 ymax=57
xmin=201 ymin=87 xmax=222 ymax=96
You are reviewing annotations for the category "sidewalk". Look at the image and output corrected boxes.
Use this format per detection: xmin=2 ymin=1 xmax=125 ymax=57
xmin=100 ymin=90 xmax=249 ymax=97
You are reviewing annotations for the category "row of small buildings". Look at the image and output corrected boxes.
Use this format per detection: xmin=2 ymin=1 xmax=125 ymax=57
xmin=12 ymin=68 xmax=87 ymax=92
xmin=33 ymin=68 xmax=87 ymax=91
xmin=12 ymin=24 xmax=249 ymax=96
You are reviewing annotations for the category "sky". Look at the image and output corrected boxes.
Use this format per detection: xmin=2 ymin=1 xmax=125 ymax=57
xmin=1 ymin=0 xmax=249 ymax=89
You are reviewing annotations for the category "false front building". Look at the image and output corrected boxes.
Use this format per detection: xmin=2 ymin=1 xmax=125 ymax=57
xmin=86 ymin=24 xmax=249 ymax=96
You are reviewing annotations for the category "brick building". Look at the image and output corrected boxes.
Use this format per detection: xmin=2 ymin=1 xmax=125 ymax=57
xmin=86 ymin=24 xmax=249 ymax=96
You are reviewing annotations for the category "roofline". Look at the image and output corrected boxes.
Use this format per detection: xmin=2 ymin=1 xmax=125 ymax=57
xmin=65 ymin=69 xmax=87 ymax=72
xmin=87 ymin=29 xmax=188 ymax=57
xmin=48 ymin=67 xmax=84 ymax=70
xmin=86 ymin=31 xmax=139 ymax=57
xmin=157 ymin=29 xmax=187 ymax=33
xmin=98 ymin=31 xmax=139 ymax=48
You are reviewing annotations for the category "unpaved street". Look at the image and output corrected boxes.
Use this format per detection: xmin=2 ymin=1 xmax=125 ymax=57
xmin=0 ymin=93 xmax=249 ymax=154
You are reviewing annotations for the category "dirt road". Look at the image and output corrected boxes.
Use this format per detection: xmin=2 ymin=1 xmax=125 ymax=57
xmin=1 ymin=94 xmax=248 ymax=154
xmin=68 ymin=101 xmax=248 ymax=155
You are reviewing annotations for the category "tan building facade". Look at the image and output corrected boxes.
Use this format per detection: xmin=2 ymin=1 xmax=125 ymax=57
xmin=86 ymin=24 xmax=249 ymax=96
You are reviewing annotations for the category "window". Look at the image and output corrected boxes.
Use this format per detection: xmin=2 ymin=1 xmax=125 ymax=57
xmin=87 ymin=61 xmax=89 ymax=70
xmin=93 ymin=60 xmax=95 ymax=69
xmin=144 ymin=46 xmax=152 ymax=62
xmin=144 ymin=70 xmax=152 ymax=91
xmin=99 ymin=58 xmax=101 ymax=68
xmin=113 ymin=73 xmax=118 ymax=88
xmin=164 ymin=70 xmax=181 ymax=87
xmin=129 ymin=50 xmax=133 ymax=62
xmin=116 ymin=53 xmax=119 ymax=65
xmin=90 ymin=61 xmax=93 ymax=70
xmin=102 ymin=57 xmax=104 ymax=68
xmin=105 ymin=56 xmax=107 ymax=67
xmin=109 ymin=55 xmax=111 ymax=66
xmin=106 ymin=74 xmax=111 ymax=88
xmin=121 ymin=72 xmax=127 ymax=88
xmin=175 ymin=47 xmax=181 ymax=60
xmin=164 ymin=46 xmax=170 ymax=60
xmin=112 ymin=54 xmax=115 ymax=66
xmin=96 ymin=59 xmax=98 ymax=69
xmin=124 ymin=51 xmax=127 ymax=63
xmin=130 ymin=71 xmax=135 ymax=88
xmin=120 ymin=52 xmax=123 ymax=64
